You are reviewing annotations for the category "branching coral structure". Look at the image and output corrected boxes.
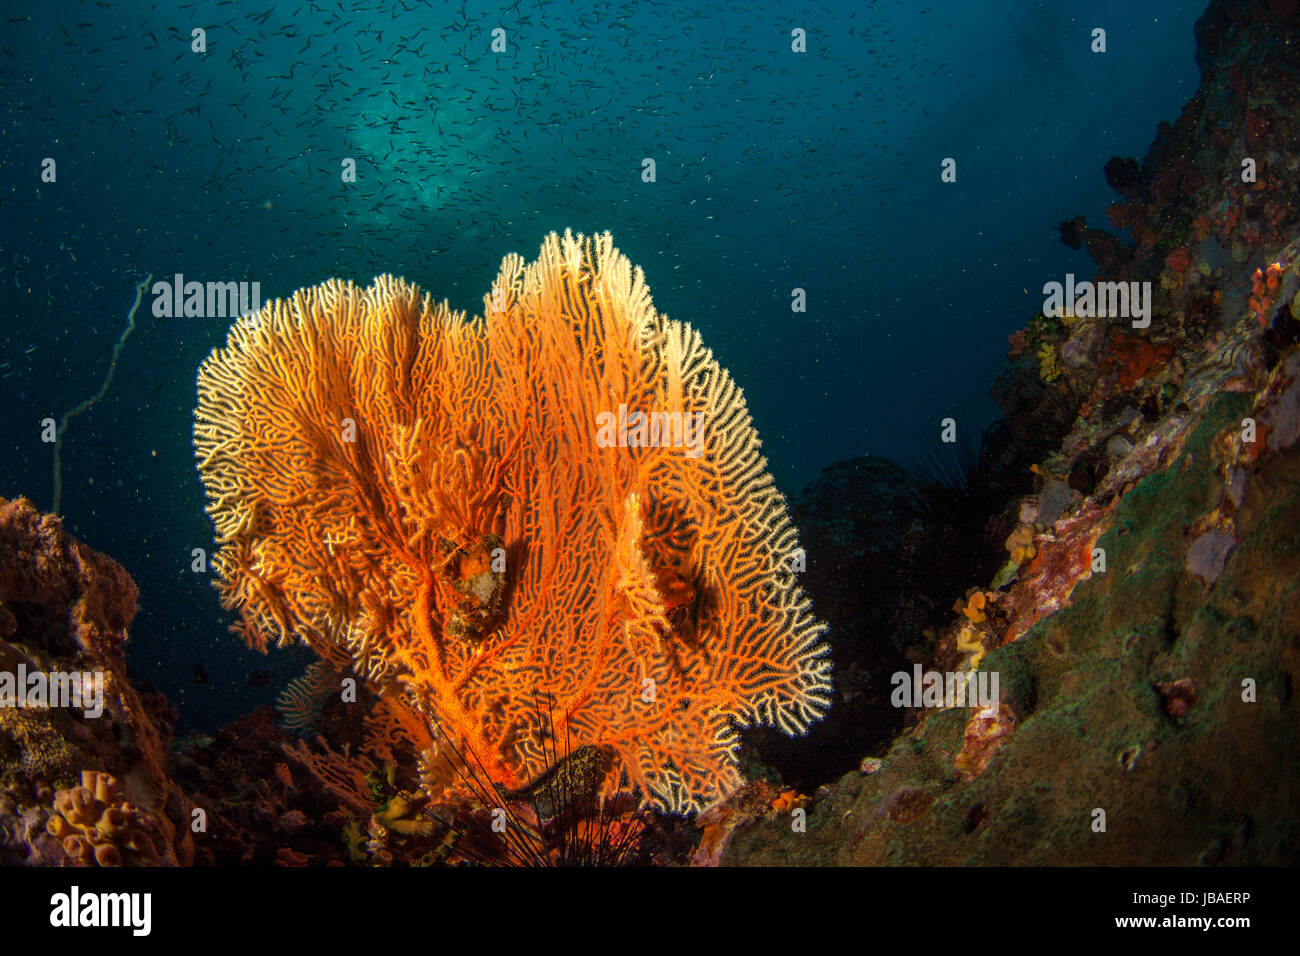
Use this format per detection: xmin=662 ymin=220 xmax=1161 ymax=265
xmin=193 ymin=231 xmax=831 ymax=813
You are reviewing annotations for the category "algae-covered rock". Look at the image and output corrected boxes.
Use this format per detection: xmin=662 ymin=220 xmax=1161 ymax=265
xmin=726 ymin=387 xmax=1299 ymax=865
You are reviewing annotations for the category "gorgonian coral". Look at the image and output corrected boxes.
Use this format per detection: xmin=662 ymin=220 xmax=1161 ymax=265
xmin=194 ymin=231 xmax=830 ymax=813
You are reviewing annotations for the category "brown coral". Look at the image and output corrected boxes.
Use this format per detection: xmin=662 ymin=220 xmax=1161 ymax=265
xmin=194 ymin=231 xmax=831 ymax=814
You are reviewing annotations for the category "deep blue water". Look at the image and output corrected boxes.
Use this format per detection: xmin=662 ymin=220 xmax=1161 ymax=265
xmin=0 ymin=0 xmax=1204 ymax=729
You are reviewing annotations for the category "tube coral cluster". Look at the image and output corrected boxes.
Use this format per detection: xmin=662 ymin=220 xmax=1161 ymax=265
xmin=193 ymin=230 xmax=830 ymax=813
xmin=46 ymin=771 xmax=162 ymax=866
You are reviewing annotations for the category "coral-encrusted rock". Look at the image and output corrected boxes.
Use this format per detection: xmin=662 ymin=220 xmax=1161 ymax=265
xmin=0 ymin=496 xmax=191 ymax=865
xmin=721 ymin=0 xmax=1300 ymax=865
xmin=1094 ymin=0 xmax=1300 ymax=274
xmin=0 ymin=497 xmax=136 ymax=661
xmin=726 ymin=391 xmax=1300 ymax=864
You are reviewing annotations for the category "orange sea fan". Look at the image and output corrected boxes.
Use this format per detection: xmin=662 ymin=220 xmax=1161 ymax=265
xmin=193 ymin=230 xmax=831 ymax=813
